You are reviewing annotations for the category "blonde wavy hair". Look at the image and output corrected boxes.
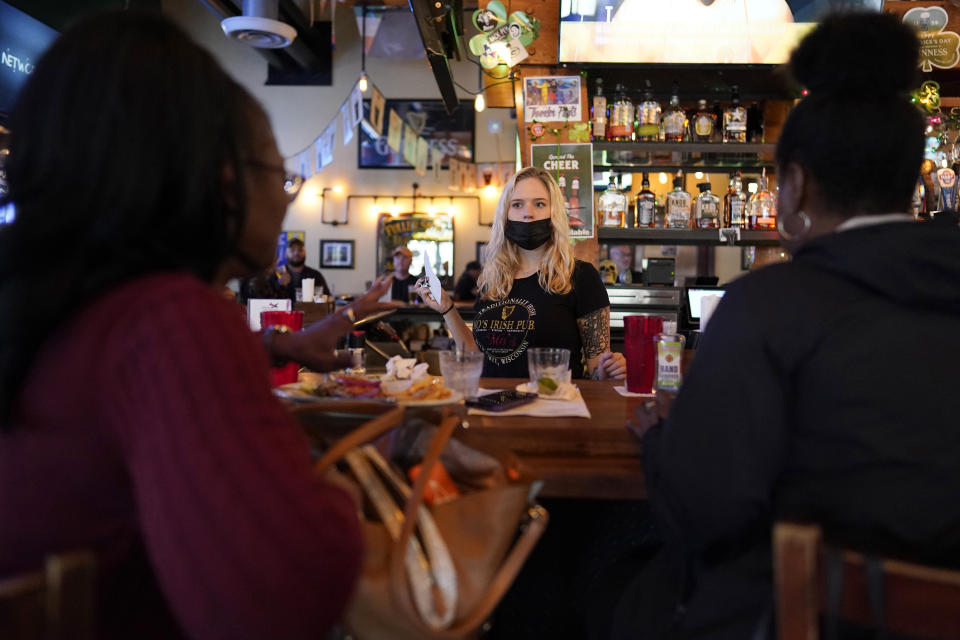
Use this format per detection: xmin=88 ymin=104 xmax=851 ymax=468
xmin=478 ymin=167 xmax=575 ymax=301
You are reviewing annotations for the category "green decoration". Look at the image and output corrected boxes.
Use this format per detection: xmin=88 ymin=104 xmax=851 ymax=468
xmin=469 ymin=1 xmax=541 ymax=69
xmin=903 ymin=6 xmax=960 ymax=72
xmin=568 ymin=122 xmax=590 ymax=143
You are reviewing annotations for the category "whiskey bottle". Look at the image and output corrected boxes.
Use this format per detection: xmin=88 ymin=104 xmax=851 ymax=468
xmin=692 ymin=99 xmax=717 ymax=143
xmin=747 ymin=101 xmax=765 ymax=143
xmin=591 ymin=77 xmax=607 ymax=141
xmin=607 ymin=84 xmax=635 ymax=142
xmin=635 ymin=173 xmax=657 ymax=228
xmin=664 ymin=176 xmax=691 ymax=229
xmin=723 ymin=171 xmax=747 ymax=228
xmin=722 ymin=85 xmax=747 ymax=143
xmin=693 ymin=182 xmax=721 ymax=229
xmin=662 ymin=83 xmax=686 ymax=142
xmin=746 ymin=168 xmax=776 ymax=230
xmin=598 ymin=175 xmax=628 ymax=228
xmin=636 ymin=80 xmax=661 ymax=142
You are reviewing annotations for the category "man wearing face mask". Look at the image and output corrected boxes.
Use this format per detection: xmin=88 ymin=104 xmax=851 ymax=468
xmin=416 ymin=167 xmax=626 ymax=380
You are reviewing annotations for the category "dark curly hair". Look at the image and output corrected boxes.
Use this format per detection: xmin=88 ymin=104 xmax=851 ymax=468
xmin=776 ymin=11 xmax=925 ymax=215
xmin=0 ymin=10 xmax=266 ymax=423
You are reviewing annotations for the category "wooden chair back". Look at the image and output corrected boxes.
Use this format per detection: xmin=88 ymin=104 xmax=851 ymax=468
xmin=774 ymin=522 xmax=960 ymax=640
xmin=0 ymin=551 xmax=96 ymax=640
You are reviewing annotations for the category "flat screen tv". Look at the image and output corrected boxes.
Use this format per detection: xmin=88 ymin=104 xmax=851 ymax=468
xmin=558 ymin=0 xmax=882 ymax=65
xmin=0 ymin=1 xmax=58 ymax=118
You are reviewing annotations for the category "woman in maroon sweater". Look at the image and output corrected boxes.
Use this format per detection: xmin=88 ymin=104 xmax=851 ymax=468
xmin=0 ymin=11 xmax=374 ymax=639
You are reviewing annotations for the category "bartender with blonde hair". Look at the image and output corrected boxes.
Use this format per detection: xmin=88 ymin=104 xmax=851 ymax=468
xmin=417 ymin=167 xmax=626 ymax=380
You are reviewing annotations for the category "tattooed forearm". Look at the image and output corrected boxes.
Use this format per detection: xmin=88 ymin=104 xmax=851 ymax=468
xmin=577 ymin=307 xmax=610 ymax=359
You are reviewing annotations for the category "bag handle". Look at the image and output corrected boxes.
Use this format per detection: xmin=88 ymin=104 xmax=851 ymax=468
xmin=313 ymin=405 xmax=405 ymax=474
xmin=388 ymin=415 xmax=550 ymax=636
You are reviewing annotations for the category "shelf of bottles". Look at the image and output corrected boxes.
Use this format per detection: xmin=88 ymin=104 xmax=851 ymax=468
xmin=597 ymin=227 xmax=780 ymax=246
xmin=589 ymin=78 xmax=774 ymax=170
xmin=593 ymin=141 xmax=776 ymax=172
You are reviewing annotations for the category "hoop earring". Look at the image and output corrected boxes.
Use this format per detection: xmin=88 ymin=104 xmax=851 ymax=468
xmin=778 ymin=210 xmax=812 ymax=241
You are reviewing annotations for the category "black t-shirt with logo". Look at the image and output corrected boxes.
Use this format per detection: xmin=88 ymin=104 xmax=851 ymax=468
xmin=472 ymin=260 xmax=609 ymax=378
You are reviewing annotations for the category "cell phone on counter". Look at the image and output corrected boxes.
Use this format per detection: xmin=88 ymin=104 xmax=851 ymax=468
xmin=465 ymin=390 xmax=538 ymax=412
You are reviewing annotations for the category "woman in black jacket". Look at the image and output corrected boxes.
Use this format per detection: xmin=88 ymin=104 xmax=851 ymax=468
xmin=611 ymin=12 xmax=960 ymax=639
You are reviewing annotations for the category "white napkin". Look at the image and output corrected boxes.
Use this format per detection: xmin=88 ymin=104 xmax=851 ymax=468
xmin=468 ymin=387 xmax=591 ymax=418
xmin=614 ymin=385 xmax=655 ymax=398
xmin=384 ymin=355 xmax=429 ymax=381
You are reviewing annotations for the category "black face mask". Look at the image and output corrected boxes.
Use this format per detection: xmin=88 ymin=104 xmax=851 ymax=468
xmin=504 ymin=219 xmax=552 ymax=250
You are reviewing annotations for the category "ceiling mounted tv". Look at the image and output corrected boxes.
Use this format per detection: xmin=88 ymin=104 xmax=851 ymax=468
xmin=408 ymin=0 xmax=464 ymax=114
xmin=558 ymin=0 xmax=882 ymax=65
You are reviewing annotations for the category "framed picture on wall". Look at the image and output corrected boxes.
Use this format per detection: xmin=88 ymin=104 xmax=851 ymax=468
xmin=359 ymin=99 xmax=474 ymax=170
xmin=320 ymin=240 xmax=355 ymax=269
xmin=476 ymin=241 xmax=488 ymax=264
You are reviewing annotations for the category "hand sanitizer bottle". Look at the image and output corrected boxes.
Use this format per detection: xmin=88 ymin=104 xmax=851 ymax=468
xmin=655 ymin=321 xmax=686 ymax=392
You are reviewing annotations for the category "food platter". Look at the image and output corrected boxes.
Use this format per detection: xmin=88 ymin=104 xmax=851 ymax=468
xmin=273 ymin=372 xmax=460 ymax=406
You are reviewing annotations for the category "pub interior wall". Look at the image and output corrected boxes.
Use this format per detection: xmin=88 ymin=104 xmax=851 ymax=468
xmin=162 ymin=0 xmax=510 ymax=295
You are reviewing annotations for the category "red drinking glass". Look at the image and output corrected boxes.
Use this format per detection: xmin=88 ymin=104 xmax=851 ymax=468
xmin=260 ymin=310 xmax=304 ymax=386
xmin=624 ymin=315 xmax=663 ymax=393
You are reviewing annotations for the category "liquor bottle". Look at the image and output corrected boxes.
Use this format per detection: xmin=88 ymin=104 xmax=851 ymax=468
xmin=635 ymin=172 xmax=657 ymax=228
xmin=722 ymin=85 xmax=747 ymax=143
xmin=607 ymin=84 xmax=635 ymax=142
xmin=693 ymin=182 xmax=721 ymax=229
xmin=598 ymin=175 xmax=628 ymax=227
xmin=747 ymin=101 xmax=765 ymax=143
xmin=692 ymin=99 xmax=717 ymax=143
xmin=591 ymin=77 xmax=607 ymax=141
xmin=662 ymin=82 xmax=686 ymax=142
xmin=723 ymin=171 xmax=747 ymax=228
xmin=746 ymin=168 xmax=777 ymax=229
xmin=664 ymin=176 xmax=691 ymax=229
xmin=636 ymin=80 xmax=661 ymax=142
xmin=910 ymin=178 xmax=924 ymax=218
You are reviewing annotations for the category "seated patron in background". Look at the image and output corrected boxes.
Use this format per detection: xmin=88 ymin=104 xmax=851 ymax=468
xmin=453 ymin=260 xmax=482 ymax=301
xmin=238 ymin=260 xmax=288 ymax=304
xmin=417 ymin=167 xmax=626 ymax=380
xmin=281 ymin=236 xmax=328 ymax=302
xmin=389 ymin=245 xmax=419 ymax=302
xmin=606 ymin=13 xmax=960 ymax=639
xmin=0 ymin=11 xmax=391 ymax=638
xmin=608 ymin=245 xmax=641 ymax=284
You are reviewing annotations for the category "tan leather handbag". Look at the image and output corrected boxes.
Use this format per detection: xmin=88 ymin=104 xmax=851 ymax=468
xmin=304 ymin=404 xmax=549 ymax=640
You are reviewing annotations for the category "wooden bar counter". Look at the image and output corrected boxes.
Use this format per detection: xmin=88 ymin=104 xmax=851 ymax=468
xmin=465 ymin=379 xmax=646 ymax=501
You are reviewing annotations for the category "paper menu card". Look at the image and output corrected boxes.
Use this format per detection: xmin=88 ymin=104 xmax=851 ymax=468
xmin=248 ymin=298 xmax=292 ymax=331
xmin=423 ymin=253 xmax=443 ymax=304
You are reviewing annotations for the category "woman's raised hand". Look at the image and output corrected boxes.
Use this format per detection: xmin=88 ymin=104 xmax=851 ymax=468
xmin=416 ymin=276 xmax=453 ymax=313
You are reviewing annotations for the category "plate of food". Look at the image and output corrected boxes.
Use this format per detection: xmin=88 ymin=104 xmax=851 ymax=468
xmin=273 ymin=374 xmax=387 ymax=402
xmin=382 ymin=375 xmax=462 ymax=407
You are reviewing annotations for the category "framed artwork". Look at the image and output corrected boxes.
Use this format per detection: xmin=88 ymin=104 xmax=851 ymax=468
xmin=359 ymin=99 xmax=474 ymax=170
xmin=320 ymin=240 xmax=355 ymax=269
xmin=476 ymin=241 xmax=488 ymax=264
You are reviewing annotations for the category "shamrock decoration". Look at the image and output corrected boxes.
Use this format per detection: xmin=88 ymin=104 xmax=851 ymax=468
xmin=568 ymin=122 xmax=590 ymax=143
xmin=903 ymin=6 xmax=960 ymax=72
xmin=913 ymin=80 xmax=941 ymax=113
xmin=468 ymin=1 xmax=540 ymax=69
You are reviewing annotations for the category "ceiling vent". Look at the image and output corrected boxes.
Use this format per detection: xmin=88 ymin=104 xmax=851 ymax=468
xmin=221 ymin=0 xmax=297 ymax=49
